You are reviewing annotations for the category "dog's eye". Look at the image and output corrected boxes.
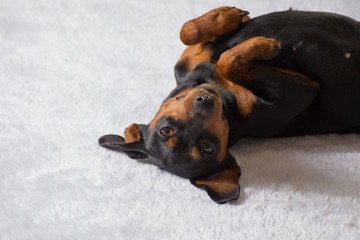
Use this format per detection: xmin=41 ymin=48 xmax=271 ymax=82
xmin=201 ymin=141 xmax=214 ymax=154
xmin=160 ymin=127 xmax=175 ymax=137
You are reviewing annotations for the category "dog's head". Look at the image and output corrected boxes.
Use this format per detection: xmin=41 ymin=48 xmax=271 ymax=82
xmin=99 ymin=83 xmax=241 ymax=204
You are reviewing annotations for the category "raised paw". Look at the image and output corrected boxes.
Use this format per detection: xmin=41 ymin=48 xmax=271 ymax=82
xmin=180 ymin=7 xmax=250 ymax=45
xmin=258 ymin=38 xmax=282 ymax=60
xmin=217 ymin=37 xmax=282 ymax=80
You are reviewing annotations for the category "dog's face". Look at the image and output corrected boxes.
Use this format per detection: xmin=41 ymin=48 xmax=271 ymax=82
xmin=146 ymin=84 xmax=230 ymax=177
xmin=99 ymin=84 xmax=241 ymax=204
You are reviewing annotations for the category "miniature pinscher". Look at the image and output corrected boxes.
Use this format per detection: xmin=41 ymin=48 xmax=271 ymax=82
xmin=99 ymin=7 xmax=360 ymax=204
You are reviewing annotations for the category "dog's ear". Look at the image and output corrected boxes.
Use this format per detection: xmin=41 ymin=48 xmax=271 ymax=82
xmin=98 ymin=124 xmax=149 ymax=159
xmin=123 ymin=123 xmax=144 ymax=143
xmin=190 ymin=152 xmax=241 ymax=204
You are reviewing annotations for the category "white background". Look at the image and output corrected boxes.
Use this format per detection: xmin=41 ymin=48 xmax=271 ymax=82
xmin=1 ymin=0 xmax=360 ymax=239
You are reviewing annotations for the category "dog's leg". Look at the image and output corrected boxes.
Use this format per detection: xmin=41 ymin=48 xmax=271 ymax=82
xmin=180 ymin=7 xmax=249 ymax=45
xmin=216 ymin=37 xmax=320 ymax=133
xmin=176 ymin=7 xmax=249 ymax=85
xmin=217 ymin=36 xmax=281 ymax=80
xmin=174 ymin=42 xmax=213 ymax=85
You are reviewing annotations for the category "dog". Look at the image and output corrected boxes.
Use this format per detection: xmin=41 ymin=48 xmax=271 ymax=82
xmin=99 ymin=7 xmax=360 ymax=204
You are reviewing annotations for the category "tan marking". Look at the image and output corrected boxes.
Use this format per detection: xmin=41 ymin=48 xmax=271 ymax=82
xmin=148 ymin=84 xmax=229 ymax=163
xmin=213 ymin=65 xmax=256 ymax=117
xmin=194 ymin=162 xmax=241 ymax=194
xmin=124 ymin=124 xmax=140 ymax=143
xmin=149 ymin=87 xmax=224 ymax=130
xmin=214 ymin=37 xmax=282 ymax=116
xmin=191 ymin=147 xmax=202 ymax=160
xmin=149 ymin=89 xmax=192 ymax=130
xmin=217 ymin=37 xmax=281 ymax=80
xmin=165 ymin=137 xmax=178 ymax=148
xmin=178 ymin=43 xmax=212 ymax=72
xmin=180 ymin=7 xmax=250 ymax=45
xmin=266 ymin=66 xmax=320 ymax=89
xmin=201 ymin=103 xmax=229 ymax=163
xmin=241 ymin=15 xmax=250 ymax=22
xmin=194 ymin=84 xmax=229 ymax=162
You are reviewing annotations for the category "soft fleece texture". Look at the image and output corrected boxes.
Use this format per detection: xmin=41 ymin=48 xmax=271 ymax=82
xmin=1 ymin=0 xmax=360 ymax=239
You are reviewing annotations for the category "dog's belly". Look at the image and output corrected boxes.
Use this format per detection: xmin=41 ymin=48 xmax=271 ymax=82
xmin=213 ymin=11 xmax=360 ymax=135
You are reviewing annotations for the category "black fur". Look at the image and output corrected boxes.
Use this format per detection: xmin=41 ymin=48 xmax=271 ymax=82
xmin=175 ymin=11 xmax=360 ymax=140
xmin=99 ymin=10 xmax=360 ymax=204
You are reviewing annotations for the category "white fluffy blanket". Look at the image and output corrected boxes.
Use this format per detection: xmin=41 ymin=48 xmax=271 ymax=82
xmin=1 ymin=0 xmax=360 ymax=239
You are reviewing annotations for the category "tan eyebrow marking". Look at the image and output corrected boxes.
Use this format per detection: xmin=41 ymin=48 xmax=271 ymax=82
xmin=165 ymin=137 xmax=178 ymax=148
xmin=191 ymin=146 xmax=202 ymax=160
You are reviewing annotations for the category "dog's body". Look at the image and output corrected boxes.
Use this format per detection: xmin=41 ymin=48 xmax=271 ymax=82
xmin=99 ymin=8 xmax=360 ymax=203
xmin=177 ymin=10 xmax=360 ymax=140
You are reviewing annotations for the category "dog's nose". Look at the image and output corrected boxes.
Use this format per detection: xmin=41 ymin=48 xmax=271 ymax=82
xmin=193 ymin=94 xmax=214 ymax=113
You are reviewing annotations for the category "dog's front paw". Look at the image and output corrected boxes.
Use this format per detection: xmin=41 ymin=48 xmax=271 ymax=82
xmin=180 ymin=7 xmax=250 ymax=45
xmin=216 ymin=6 xmax=250 ymax=24
xmin=256 ymin=37 xmax=282 ymax=60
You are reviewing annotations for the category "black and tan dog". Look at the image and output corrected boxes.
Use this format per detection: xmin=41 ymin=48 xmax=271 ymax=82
xmin=99 ymin=7 xmax=360 ymax=204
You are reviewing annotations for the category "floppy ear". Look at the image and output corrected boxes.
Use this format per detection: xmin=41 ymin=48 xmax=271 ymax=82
xmin=190 ymin=153 xmax=241 ymax=204
xmin=124 ymin=123 xmax=143 ymax=143
xmin=98 ymin=124 xmax=149 ymax=159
